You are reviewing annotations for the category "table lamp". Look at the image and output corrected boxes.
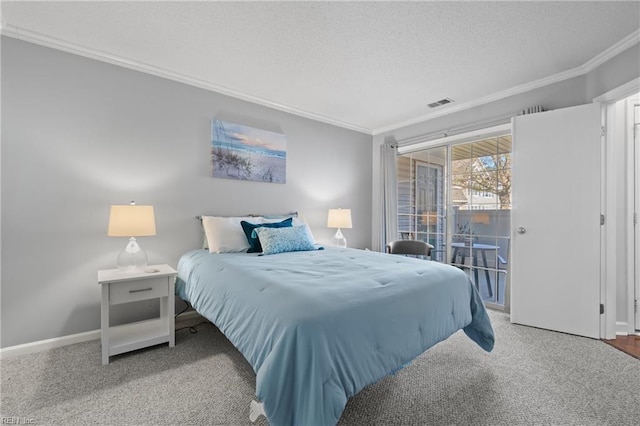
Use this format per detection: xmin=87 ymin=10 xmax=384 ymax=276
xmin=107 ymin=202 xmax=156 ymax=272
xmin=327 ymin=208 xmax=352 ymax=248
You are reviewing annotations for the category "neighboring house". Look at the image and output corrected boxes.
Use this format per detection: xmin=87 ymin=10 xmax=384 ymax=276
xmin=458 ymin=187 xmax=500 ymax=210
xmin=451 ymin=186 xmax=468 ymax=206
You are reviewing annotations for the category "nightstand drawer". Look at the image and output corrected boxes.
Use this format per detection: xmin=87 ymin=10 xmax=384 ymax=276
xmin=110 ymin=277 xmax=168 ymax=305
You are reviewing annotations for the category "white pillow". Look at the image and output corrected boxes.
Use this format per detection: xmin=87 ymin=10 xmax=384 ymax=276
xmin=202 ymin=215 xmax=261 ymax=253
xmin=201 ymin=213 xmax=314 ymax=252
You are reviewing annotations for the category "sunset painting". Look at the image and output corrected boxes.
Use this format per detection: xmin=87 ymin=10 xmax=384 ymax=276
xmin=211 ymin=120 xmax=287 ymax=183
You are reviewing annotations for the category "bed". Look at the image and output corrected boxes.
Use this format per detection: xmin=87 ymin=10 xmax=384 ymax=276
xmin=176 ymin=236 xmax=494 ymax=426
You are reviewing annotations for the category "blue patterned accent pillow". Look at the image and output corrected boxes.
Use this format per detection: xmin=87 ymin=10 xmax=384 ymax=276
xmin=241 ymin=218 xmax=293 ymax=253
xmin=255 ymin=225 xmax=317 ymax=255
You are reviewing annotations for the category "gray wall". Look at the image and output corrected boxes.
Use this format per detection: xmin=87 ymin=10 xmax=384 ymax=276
xmin=1 ymin=37 xmax=373 ymax=347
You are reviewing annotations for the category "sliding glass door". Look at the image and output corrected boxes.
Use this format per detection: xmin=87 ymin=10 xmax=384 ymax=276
xmin=396 ymin=134 xmax=512 ymax=308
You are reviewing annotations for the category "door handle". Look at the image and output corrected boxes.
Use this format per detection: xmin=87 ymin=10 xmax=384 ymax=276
xmin=517 ymin=227 xmax=526 ymax=234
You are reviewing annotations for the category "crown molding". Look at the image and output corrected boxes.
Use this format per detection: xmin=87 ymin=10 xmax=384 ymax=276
xmin=582 ymin=29 xmax=640 ymax=73
xmin=0 ymin=24 xmax=373 ymax=135
xmin=372 ymin=29 xmax=640 ymax=135
xmin=372 ymin=67 xmax=580 ymax=135
xmin=2 ymin=23 xmax=637 ymax=137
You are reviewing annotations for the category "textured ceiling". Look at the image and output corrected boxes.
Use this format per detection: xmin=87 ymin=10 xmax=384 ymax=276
xmin=2 ymin=1 xmax=639 ymax=134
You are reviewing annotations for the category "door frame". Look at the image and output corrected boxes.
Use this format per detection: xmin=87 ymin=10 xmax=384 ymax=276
xmin=632 ymin=99 xmax=640 ymax=332
xmin=595 ymin=77 xmax=640 ymax=338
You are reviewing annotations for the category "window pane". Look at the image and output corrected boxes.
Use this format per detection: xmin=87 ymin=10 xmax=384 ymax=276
xmin=494 ymin=210 xmax=511 ymax=239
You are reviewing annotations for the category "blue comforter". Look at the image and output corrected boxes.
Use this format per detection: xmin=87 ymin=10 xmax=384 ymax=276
xmin=176 ymin=247 xmax=494 ymax=426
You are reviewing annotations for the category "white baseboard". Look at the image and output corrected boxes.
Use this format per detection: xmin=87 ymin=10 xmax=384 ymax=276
xmin=615 ymin=321 xmax=629 ymax=336
xmin=0 ymin=329 xmax=100 ymax=359
xmin=0 ymin=310 xmax=202 ymax=360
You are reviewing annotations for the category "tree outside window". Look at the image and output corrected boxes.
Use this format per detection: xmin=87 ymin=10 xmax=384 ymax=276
xmin=451 ymin=140 xmax=511 ymax=209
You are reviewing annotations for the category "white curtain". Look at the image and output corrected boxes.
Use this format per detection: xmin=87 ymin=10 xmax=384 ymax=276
xmin=379 ymin=140 xmax=398 ymax=251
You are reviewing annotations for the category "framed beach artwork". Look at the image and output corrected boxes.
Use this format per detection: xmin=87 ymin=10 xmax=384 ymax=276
xmin=211 ymin=120 xmax=287 ymax=183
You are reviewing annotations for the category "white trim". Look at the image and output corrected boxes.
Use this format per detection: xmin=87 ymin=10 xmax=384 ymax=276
xmin=616 ymin=321 xmax=630 ymax=336
xmin=0 ymin=311 xmax=202 ymax=359
xmin=0 ymin=329 xmax=100 ymax=359
xmin=0 ymin=24 xmax=371 ymax=135
xmin=629 ymin=98 xmax=640 ymax=333
xmin=602 ymin=102 xmax=617 ymax=340
xmin=594 ymin=77 xmax=640 ymax=104
xmin=582 ymin=30 xmax=640 ymax=74
xmin=600 ymin=88 xmax=640 ymax=340
xmin=375 ymin=69 xmax=577 ymax=135
xmin=397 ymin=123 xmax=510 ymax=154
xmin=1 ymin=22 xmax=637 ymax=137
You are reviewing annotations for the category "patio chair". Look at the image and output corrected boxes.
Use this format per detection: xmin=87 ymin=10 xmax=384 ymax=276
xmin=386 ymin=240 xmax=434 ymax=259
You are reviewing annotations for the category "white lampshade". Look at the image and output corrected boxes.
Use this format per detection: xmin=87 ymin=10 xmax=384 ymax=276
xmin=327 ymin=208 xmax=352 ymax=229
xmin=108 ymin=203 xmax=156 ymax=272
xmin=327 ymin=208 xmax=352 ymax=248
xmin=108 ymin=205 xmax=156 ymax=237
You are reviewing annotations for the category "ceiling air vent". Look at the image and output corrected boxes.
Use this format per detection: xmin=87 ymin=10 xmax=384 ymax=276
xmin=428 ymin=98 xmax=454 ymax=108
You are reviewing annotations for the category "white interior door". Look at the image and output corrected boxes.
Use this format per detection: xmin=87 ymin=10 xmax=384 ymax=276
xmin=511 ymin=103 xmax=602 ymax=339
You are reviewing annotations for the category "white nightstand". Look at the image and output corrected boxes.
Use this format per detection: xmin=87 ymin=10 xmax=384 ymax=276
xmin=98 ymin=264 xmax=177 ymax=365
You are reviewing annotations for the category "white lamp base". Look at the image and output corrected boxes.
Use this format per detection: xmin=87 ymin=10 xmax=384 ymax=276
xmin=117 ymin=237 xmax=148 ymax=272
xmin=331 ymin=228 xmax=347 ymax=248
